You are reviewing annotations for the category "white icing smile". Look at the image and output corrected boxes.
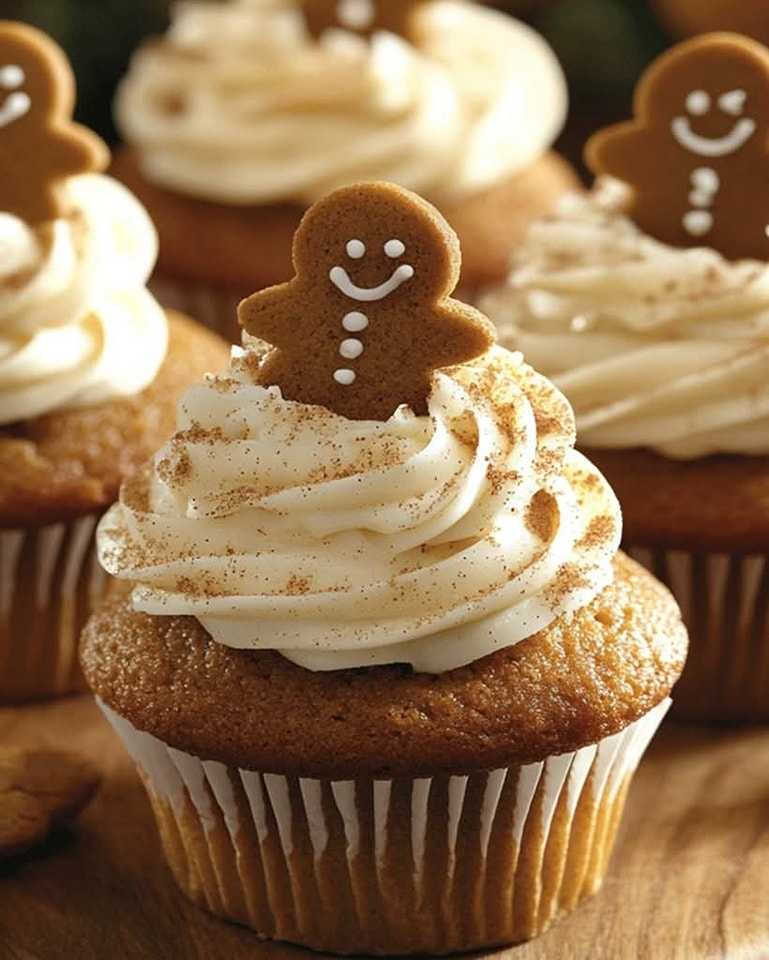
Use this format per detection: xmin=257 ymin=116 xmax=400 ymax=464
xmin=0 ymin=64 xmax=29 ymax=129
xmin=329 ymin=263 xmax=415 ymax=302
xmin=671 ymin=115 xmax=756 ymax=157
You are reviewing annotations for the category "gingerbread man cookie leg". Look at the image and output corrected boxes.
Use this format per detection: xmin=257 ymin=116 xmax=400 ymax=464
xmin=586 ymin=32 xmax=769 ymax=261
xmin=238 ymin=181 xmax=495 ymax=421
xmin=0 ymin=20 xmax=108 ymax=226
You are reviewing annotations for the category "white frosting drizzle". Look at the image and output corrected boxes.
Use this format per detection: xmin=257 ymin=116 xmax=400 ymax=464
xmin=97 ymin=343 xmax=620 ymax=674
xmin=482 ymin=179 xmax=769 ymax=459
xmin=115 ymin=0 xmax=568 ymax=205
xmin=0 ymin=174 xmax=168 ymax=425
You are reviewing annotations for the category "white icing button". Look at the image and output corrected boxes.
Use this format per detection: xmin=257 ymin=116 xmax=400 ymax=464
xmin=346 ymin=239 xmax=366 ymax=259
xmin=334 ymin=369 xmax=357 ymax=385
xmin=336 ymin=0 xmax=375 ymax=30
xmin=689 ymin=167 xmax=719 ymax=208
xmin=343 ymin=311 xmax=369 ymax=332
xmin=384 ymin=238 xmax=405 ymax=258
xmin=340 ymin=338 xmax=364 ymax=359
xmin=683 ymin=210 xmax=714 ymax=236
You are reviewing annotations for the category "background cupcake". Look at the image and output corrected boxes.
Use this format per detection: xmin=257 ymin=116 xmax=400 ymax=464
xmin=482 ymin=33 xmax=769 ymax=723
xmin=110 ymin=0 xmax=574 ymax=337
xmin=0 ymin=22 xmax=229 ymax=704
xmin=82 ymin=181 xmax=686 ymax=953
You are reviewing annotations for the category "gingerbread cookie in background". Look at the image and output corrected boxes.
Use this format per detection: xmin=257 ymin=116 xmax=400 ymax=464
xmin=301 ymin=0 xmax=428 ymax=40
xmin=0 ymin=747 xmax=99 ymax=859
xmin=0 ymin=22 xmax=231 ymax=704
xmin=239 ymin=181 xmax=495 ymax=421
xmin=586 ymin=33 xmax=769 ymax=261
xmin=651 ymin=0 xmax=769 ymax=49
xmin=111 ymin=0 xmax=574 ymax=329
xmin=0 ymin=20 xmax=108 ymax=225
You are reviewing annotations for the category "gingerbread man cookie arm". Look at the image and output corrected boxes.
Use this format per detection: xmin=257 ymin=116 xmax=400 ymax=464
xmin=238 ymin=282 xmax=304 ymax=350
xmin=47 ymin=121 xmax=109 ymax=176
xmin=0 ymin=21 xmax=109 ymax=226
xmin=585 ymin=122 xmax=647 ymax=185
xmin=426 ymin=302 xmax=496 ymax=369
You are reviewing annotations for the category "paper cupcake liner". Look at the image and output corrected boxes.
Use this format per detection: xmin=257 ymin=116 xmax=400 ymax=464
xmin=151 ymin=277 xmax=244 ymax=345
xmin=627 ymin=545 xmax=769 ymax=723
xmin=0 ymin=514 xmax=110 ymax=703
xmin=100 ymin=698 xmax=669 ymax=954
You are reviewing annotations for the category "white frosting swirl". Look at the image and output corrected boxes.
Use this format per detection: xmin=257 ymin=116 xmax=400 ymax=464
xmin=98 ymin=343 xmax=621 ymax=674
xmin=115 ymin=0 xmax=567 ymax=204
xmin=482 ymin=180 xmax=769 ymax=460
xmin=0 ymin=175 xmax=168 ymax=425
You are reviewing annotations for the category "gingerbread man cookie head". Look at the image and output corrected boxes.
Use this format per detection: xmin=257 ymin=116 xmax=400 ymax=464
xmin=0 ymin=21 xmax=108 ymax=226
xmin=301 ymin=0 xmax=430 ymax=41
xmin=239 ymin=181 xmax=496 ymax=421
xmin=586 ymin=33 xmax=769 ymax=260
xmin=294 ymin=180 xmax=460 ymax=305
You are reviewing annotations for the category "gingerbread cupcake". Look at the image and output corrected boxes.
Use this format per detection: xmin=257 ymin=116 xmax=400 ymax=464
xmin=651 ymin=0 xmax=769 ymax=49
xmin=483 ymin=33 xmax=769 ymax=722
xmin=111 ymin=0 xmax=575 ymax=337
xmin=0 ymin=22 xmax=229 ymax=704
xmin=82 ymin=181 xmax=686 ymax=953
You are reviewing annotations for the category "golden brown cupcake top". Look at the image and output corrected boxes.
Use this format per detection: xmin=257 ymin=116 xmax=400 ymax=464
xmin=82 ymin=553 xmax=686 ymax=777
xmin=0 ymin=312 xmax=229 ymax=528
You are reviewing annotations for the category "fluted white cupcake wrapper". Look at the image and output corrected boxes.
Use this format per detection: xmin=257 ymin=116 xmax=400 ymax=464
xmin=0 ymin=514 xmax=109 ymax=703
xmin=628 ymin=545 xmax=769 ymax=722
xmin=99 ymin=697 xmax=669 ymax=953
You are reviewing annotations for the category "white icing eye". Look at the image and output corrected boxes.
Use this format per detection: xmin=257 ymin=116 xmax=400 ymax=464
xmin=384 ymin=239 xmax=405 ymax=258
xmin=346 ymin=239 xmax=366 ymax=259
xmin=686 ymin=90 xmax=711 ymax=116
xmin=336 ymin=0 xmax=375 ymax=30
xmin=719 ymin=89 xmax=746 ymax=116
xmin=0 ymin=65 xmax=24 ymax=89
xmin=0 ymin=65 xmax=24 ymax=90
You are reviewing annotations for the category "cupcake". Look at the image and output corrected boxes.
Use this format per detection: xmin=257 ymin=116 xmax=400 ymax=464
xmin=111 ymin=0 xmax=576 ymax=337
xmin=651 ymin=0 xmax=769 ymax=48
xmin=0 ymin=22 xmax=230 ymax=704
xmin=482 ymin=33 xmax=769 ymax=722
xmin=81 ymin=181 xmax=686 ymax=953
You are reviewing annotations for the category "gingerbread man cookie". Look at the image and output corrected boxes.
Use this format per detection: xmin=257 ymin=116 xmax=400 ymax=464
xmin=301 ymin=0 xmax=429 ymax=41
xmin=586 ymin=33 xmax=769 ymax=261
xmin=239 ymin=181 xmax=496 ymax=421
xmin=0 ymin=21 xmax=108 ymax=226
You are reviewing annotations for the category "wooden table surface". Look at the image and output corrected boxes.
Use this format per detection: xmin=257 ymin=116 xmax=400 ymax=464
xmin=1 ymin=697 xmax=769 ymax=960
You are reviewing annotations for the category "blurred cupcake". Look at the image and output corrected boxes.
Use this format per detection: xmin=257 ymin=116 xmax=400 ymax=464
xmin=651 ymin=0 xmax=769 ymax=48
xmin=112 ymin=0 xmax=575 ymax=337
xmin=0 ymin=21 xmax=229 ymax=704
xmin=483 ymin=34 xmax=769 ymax=722
xmin=82 ymin=181 xmax=686 ymax=953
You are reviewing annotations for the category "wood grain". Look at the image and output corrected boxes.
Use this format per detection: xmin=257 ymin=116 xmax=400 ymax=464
xmin=1 ymin=697 xmax=769 ymax=960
